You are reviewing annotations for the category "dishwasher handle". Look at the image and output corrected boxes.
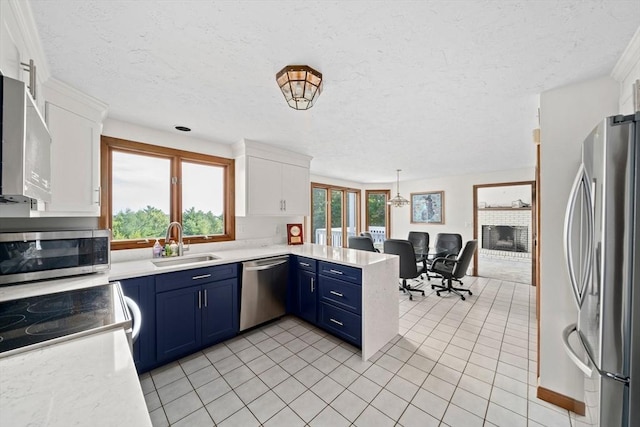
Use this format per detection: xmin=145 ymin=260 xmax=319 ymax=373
xmin=243 ymin=258 xmax=288 ymax=271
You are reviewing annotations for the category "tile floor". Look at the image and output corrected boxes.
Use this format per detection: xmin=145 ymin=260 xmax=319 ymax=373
xmin=140 ymin=276 xmax=582 ymax=426
xmin=477 ymin=254 xmax=532 ymax=285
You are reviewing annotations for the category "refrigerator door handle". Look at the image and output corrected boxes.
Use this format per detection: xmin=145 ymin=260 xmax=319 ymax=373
xmin=564 ymin=166 xmax=587 ymax=308
xmin=562 ymin=324 xmax=593 ymax=376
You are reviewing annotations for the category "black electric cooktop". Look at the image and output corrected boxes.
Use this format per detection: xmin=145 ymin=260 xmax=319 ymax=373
xmin=0 ymin=284 xmax=128 ymax=356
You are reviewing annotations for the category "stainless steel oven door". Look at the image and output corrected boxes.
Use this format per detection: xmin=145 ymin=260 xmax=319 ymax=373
xmin=123 ymin=295 xmax=141 ymax=354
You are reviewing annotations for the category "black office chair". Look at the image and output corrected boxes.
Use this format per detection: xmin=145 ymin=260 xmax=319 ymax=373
xmin=360 ymin=231 xmax=374 ymax=242
xmin=348 ymin=236 xmax=377 ymax=252
xmin=432 ymin=233 xmax=462 ymax=258
xmin=428 ymin=233 xmax=462 ymax=280
xmin=383 ymin=239 xmax=426 ymax=301
xmin=430 ymin=240 xmax=478 ymax=300
xmin=407 ymin=231 xmax=429 ymax=279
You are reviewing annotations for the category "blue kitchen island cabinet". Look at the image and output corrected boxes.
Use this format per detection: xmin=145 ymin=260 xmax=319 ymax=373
xmin=291 ymin=256 xmax=317 ymax=324
xmin=156 ymin=264 xmax=238 ymax=363
xmin=119 ymin=276 xmax=156 ymax=373
xmin=317 ymin=261 xmax=362 ymax=347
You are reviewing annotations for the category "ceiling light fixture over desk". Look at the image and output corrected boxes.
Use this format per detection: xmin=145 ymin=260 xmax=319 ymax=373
xmin=276 ymin=65 xmax=323 ymax=110
xmin=388 ymin=169 xmax=410 ymax=207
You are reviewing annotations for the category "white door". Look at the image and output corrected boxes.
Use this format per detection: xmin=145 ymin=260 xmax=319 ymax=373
xmin=246 ymin=157 xmax=282 ymax=215
xmin=281 ymin=163 xmax=309 ymax=215
xmin=45 ymin=103 xmax=100 ymax=215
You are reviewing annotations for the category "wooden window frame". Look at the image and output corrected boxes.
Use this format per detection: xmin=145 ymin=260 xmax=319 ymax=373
xmin=310 ymin=182 xmax=361 ymax=247
xmin=100 ymin=135 xmax=235 ymax=250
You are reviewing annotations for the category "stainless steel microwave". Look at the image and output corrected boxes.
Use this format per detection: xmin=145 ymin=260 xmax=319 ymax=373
xmin=0 ymin=230 xmax=110 ymax=285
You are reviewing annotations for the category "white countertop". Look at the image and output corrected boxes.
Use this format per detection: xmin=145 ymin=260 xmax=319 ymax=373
xmin=108 ymin=243 xmax=396 ymax=281
xmin=0 ymin=328 xmax=151 ymax=427
xmin=0 ymin=242 xmax=398 ymax=426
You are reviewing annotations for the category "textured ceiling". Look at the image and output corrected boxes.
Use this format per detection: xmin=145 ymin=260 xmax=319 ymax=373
xmin=29 ymin=0 xmax=639 ymax=183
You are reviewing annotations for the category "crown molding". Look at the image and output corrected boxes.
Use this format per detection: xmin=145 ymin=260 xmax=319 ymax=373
xmin=43 ymin=77 xmax=109 ymax=123
xmin=612 ymin=26 xmax=640 ymax=82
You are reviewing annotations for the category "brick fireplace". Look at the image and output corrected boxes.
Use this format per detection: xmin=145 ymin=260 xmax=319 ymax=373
xmin=477 ymin=208 xmax=532 ymax=260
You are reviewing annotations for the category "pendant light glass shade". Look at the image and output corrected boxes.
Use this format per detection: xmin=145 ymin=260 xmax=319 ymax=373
xmin=276 ymin=65 xmax=323 ymax=110
xmin=388 ymin=169 xmax=410 ymax=207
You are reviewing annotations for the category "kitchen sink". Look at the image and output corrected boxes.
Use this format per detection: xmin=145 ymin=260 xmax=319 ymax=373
xmin=151 ymin=253 xmax=220 ymax=267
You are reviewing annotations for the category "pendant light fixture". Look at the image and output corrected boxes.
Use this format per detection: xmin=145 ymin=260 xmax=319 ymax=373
xmin=276 ymin=65 xmax=323 ymax=110
xmin=388 ymin=169 xmax=410 ymax=207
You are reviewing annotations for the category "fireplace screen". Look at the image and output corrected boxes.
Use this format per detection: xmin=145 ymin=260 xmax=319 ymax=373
xmin=481 ymin=225 xmax=528 ymax=252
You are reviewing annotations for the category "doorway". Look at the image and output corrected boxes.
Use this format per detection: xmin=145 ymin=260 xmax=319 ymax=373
xmin=473 ymin=181 xmax=537 ymax=285
xmin=365 ymin=190 xmax=390 ymax=244
xmin=310 ymin=183 xmax=360 ymax=247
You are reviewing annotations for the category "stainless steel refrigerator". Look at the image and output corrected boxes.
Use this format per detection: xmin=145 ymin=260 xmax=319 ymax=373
xmin=562 ymin=112 xmax=640 ymax=426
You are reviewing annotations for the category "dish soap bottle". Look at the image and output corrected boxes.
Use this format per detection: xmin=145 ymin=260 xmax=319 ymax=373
xmin=169 ymin=240 xmax=179 ymax=257
xmin=152 ymin=239 xmax=162 ymax=258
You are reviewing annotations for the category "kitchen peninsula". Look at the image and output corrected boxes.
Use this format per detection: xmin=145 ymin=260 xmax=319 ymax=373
xmin=109 ymin=243 xmax=400 ymax=362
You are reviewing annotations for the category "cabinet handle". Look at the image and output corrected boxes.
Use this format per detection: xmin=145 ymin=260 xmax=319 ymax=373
xmin=311 ymin=277 xmax=315 ymax=292
xmin=299 ymin=262 xmax=310 ymax=267
xmin=329 ymin=269 xmax=343 ymax=275
xmin=330 ymin=290 xmax=343 ymax=297
xmin=283 ymin=200 xmax=286 ymax=211
xmin=198 ymin=290 xmax=202 ymax=309
xmin=204 ymin=289 xmax=208 ymax=307
xmin=94 ymin=187 xmax=101 ymax=206
xmin=330 ymin=318 xmax=343 ymax=326
xmin=192 ymin=274 xmax=212 ymax=280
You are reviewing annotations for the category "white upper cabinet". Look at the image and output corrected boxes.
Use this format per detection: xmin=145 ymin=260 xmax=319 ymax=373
xmin=235 ymin=140 xmax=312 ymax=217
xmin=0 ymin=0 xmax=49 ymax=113
xmin=42 ymin=79 xmax=108 ymax=216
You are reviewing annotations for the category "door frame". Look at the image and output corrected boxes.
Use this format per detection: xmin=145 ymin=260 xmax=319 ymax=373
xmin=472 ymin=180 xmax=537 ymax=285
xmin=310 ymin=182 xmax=361 ymax=247
xmin=365 ymin=189 xmax=391 ymax=239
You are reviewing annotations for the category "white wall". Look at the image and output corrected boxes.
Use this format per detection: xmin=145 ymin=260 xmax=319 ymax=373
xmin=539 ymin=76 xmax=619 ymax=400
xmin=478 ymin=185 xmax=532 ymax=207
xmin=390 ymin=167 xmax=534 ymax=242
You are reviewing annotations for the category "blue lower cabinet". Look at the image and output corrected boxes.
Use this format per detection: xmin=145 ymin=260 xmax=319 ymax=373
xmin=156 ymin=285 xmax=202 ymax=362
xmin=120 ymin=276 xmax=156 ymax=373
xmin=318 ymin=302 xmax=361 ymax=347
xmin=156 ymin=278 xmax=239 ymax=363
xmin=297 ymin=269 xmax=317 ymax=324
xmin=202 ymin=279 xmax=238 ymax=346
xmin=318 ymin=275 xmax=361 ymax=314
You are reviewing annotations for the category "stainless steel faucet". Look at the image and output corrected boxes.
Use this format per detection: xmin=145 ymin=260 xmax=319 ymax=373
xmin=164 ymin=221 xmax=187 ymax=256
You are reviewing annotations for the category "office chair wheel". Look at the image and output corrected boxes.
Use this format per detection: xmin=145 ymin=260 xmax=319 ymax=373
xmin=436 ymin=291 xmax=440 ymax=296
xmin=468 ymin=291 xmax=473 ymax=296
xmin=461 ymin=296 xmax=465 ymax=301
xmin=431 ymin=285 xmax=435 ymax=290
xmin=409 ymin=294 xmax=413 ymax=301
xmin=420 ymin=290 xmax=425 ymax=296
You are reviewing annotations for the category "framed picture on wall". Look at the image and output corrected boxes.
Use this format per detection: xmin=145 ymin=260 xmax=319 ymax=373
xmin=411 ymin=191 xmax=444 ymax=224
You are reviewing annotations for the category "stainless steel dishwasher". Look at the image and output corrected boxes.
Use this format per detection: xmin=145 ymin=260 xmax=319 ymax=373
xmin=239 ymin=256 xmax=289 ymax=331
